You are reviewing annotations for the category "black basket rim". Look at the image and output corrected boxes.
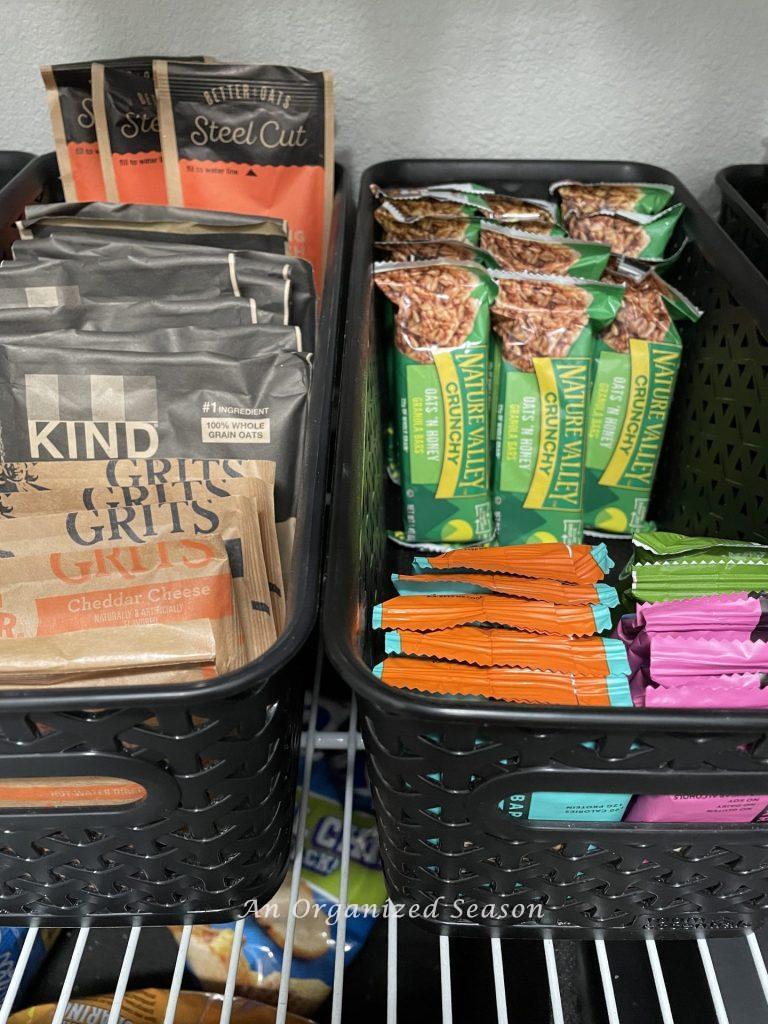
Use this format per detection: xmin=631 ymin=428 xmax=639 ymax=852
xmin=0 ymin=156 xmax=349 ymax=710
xmin=716 ymin=162 xmax=768 ymax=240
xmin=324 ymin=156 xmax=768 ymax=733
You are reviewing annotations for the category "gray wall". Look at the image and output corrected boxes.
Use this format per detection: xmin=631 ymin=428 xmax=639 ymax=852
xmin=2 ymin=0 xmax=766 ymax=206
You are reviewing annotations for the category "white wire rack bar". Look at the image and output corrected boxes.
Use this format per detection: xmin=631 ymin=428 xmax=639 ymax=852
xmin=2 ymin=673 xmax=768 ymax=1023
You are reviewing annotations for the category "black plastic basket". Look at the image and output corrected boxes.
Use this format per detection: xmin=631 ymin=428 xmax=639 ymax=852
xmin=0 ymin=151 xmax=38 ymax=256
xmin=324 ymin=159 xmax=768 ymax=939
xmin=0 ymin=155 xmax=350 ymax=926
xmin=717 ymin=164 xmax=768 ymax=280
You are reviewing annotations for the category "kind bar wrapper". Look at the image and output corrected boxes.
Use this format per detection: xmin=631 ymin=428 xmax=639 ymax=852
xmin=566 ymin=204 xmax=685 ymax=261
xmin=373 ymin=658 xmax=631 ymax=706
xmin=390 ymin=571 xmax=619 ymax=606
xmin=600 ymin=265 xmax=702 ymax=353
xmin=0 ymin=497 xmax=274 ymax=662
xmin=413 ymin=541 xmax=613 ymax=583
xmin=0 ymin=475 xmax=285 ymax=633
xmin=479 ymin=223 xmax=610 ymax=278
xmin=8 ymin=990 xmax=314 ymax=1024
xmin=385 ymin=627 xmax=630 ymax=675
xmin=0 ymin=537 xmax=240 ymax=674
xmin=584 ymin=334 xmax=682 ymax=534
xmin=550 ymin=180 xmax=675 ymax=219
xmin=154 ymin=61 xmax=333 ymax=286
xmin=372 ymin=594 xmax=611 ymax=636
xmin=374 ymin=261 xmax=496 ymax=545
xmin=0 ymin=342 xmax=309 ymax=526
xmin=41 ymin=58 xmax=204 ymax=203
xmin=92 ymin=61 xmax=169 ymax=204
xmin=490 ymin=273 xmax=624 ymax=544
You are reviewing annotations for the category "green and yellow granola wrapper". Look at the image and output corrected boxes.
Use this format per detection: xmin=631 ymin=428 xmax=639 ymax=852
xmin=566 ymin=204 xmax=685 ymax=262
xmin=550 ymin=180 xmax=675 ymax=219
xmin=479 ymin=222 xmax=611 ymax=278
xmin=490 ymin=273 xmax=624 ymax=544
xmin=584 ymin=333 xmax=682 ymax=535
xmin=375 ymin=260 xmax=497 ymax=545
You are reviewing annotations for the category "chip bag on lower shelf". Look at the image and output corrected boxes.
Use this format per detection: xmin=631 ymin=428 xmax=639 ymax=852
xmin=170 ymin=757 xmax=386 ymax=1019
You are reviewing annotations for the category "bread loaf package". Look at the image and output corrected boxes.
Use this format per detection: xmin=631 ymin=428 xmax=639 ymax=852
xmin=154 ymin=61 xmax=333 ymax=286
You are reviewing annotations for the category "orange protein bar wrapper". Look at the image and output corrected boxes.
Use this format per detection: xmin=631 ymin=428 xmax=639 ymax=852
xmin=373 ymin=658 xmax=631 ymax=706
xmin=372 ymin=594 xmax=611 ymax=636
xmin=155 ymin=60 xmax=334 ymax=288
xmin=412 ymin=542 xmax=613 ymax=584
xmin=385 ymin=626 xmax=629 ymax=676
xmin=391 ymin=571 xmax=617 ymax=606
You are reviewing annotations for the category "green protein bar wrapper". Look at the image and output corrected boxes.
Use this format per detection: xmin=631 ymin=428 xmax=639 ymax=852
xmin=630 ymin=532 xmax=768 ymax=601
xmin=566 ymin=204 xmax=685 ymax=262
xmin=374 ymin=260 xmax=496 ymax=545
xmin=490 ymin=273 xmax=624 ymax=544
xmin=479 ymin=222 xmax=610 ymax=278
xmin=584 ymin=333 xmax=682 ymax=535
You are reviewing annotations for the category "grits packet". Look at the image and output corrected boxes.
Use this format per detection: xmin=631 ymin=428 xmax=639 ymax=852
xmin=566 ymin=204 xmax=685 ymax=261
xmin=41 ymin=58 xmax=203 ymax=203
xmin=550 ymin=180 xmax=675 ymax=220
xmin=0 ymin=537 xmax=240 ymax=673
xmin=490 ymin=273 xmax=624 ymax=544
xmin=18 ymin=201 xmax=289 ymax=253
xmin=390 ymin=571 xmax=619 ymax=606
xmin=373 ymin=658 xmax=631 ymax=705
xmin=413 ymin=541 xmax=613 ymax=583
xmin=374 ymin=261 xmax=496 ymax=544
xmin=154 ymin=61 xmax=334 ymax=287
xmin=372 ymin=594 xmax=611 ymax=636
xmin=479 ymin=223 xmax=610 ymax=278
xmin=384 ymin=627 xmax=629 ymax=675
xmin=7 ymin=990 xmax=314 ymax=1024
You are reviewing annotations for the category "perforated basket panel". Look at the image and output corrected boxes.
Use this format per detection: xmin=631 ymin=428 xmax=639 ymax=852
xmin=0 ymin=676 xmax=301 ymax=925
xmin=360 ymin=700 xmax=768 ymax=938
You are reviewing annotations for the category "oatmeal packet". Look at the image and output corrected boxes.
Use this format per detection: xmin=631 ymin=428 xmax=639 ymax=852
xmin=550 ymin=180 xmax=675 ymax=220
xmin=18 ymin=201 xmax=289 ymax=253
xmin=489 ymin=272 xmax=624 ymax=544
xmin=479 ymin=222 xmax=610 ymax=278
xmin=374 ymin=260 xmax=496 ymax=545
xmin=566 ymin=204 xmax=685 ymax=261
xmin=384 ymin=627 xmax=629 ymax=675
xmin=390 ymin=571 xmax=619 ymax=606
xmin=0 ymin=496 xmax=274 ymax=662
xmin=154 ymin=61 xmax=334 ymax=287
xmin=373 ymin=658 xmax=631 ymax=705
xmin=371 ymin=594 xmax=611 ymax=636
xmin=584 ymin=326 xmax=682 ymax=536
xmin=0 ymin=536 xmax=240 ymax=674
xmin=41 ymin=58 xmax=204 ymax=203
xmin=412 ymin=541 xmax=613 ymax=583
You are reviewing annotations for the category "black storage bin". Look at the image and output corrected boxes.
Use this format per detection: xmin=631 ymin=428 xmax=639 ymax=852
xmin=0 ymin=157 xmax=350 ymax=926
xmin=0 ymin=151 xmax=35 ymax=190
xmin=717 ymin=164 xmax=768 ymax=280
xmin=0 ymin=150 xmax=40 ymax=256
xmin=324 ymin=159 xmax=768 ymax=939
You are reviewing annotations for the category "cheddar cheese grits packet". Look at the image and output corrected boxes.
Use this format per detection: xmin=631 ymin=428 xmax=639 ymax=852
xmin=479 ymin=223 xmax=611 ymax=278
xmin=412 ymin=541 xmax=613 ymax=583
xmin=384 ymin=627 xmax=629 ymax=675
xmin=0 ymin=537 xmax=240 ymax=674
xmin=374 ymin=261 xmax=496 ymax=545
xmin=0 ymin=496 xmax=274 ymax=660
xmin=372 ymin=594 xmax=611 ymax=636
xmin=0 ymin=474 xmax=284 ymax=633
xmin=154 ymin=61 xmax=334 ymax=287
xmin=373 ymin=659 xmax=631 ymax=706
xmin=17 ymin=201 xmax=289 ymax=254
xmin=489 ymin=272 xmax=624 ymax=544
xmin=41 ymin=58 xmax=204 ymax=202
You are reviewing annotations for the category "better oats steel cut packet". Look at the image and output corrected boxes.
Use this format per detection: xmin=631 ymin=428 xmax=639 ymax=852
xmin=374 ymin=260 xmax=497 ymax=545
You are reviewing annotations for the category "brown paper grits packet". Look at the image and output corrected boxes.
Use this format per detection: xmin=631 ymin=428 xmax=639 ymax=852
xmin=154 ymin=60 xmax=334 ymax=288
xmin=0 ymin=537 xmax=241 ymax=675
xmin=0 ymin=473 xmax=285 ymax=632
xmin=0 ymin=497 xmax=274 ymax=661
xmin=372 ymin=594 xmax=610 ymax=637
xmin=8 ymin=989 xmax=315 ymax=1024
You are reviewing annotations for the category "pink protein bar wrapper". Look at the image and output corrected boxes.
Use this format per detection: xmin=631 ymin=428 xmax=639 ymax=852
xmin=637 ymin=592 xmax=768 ymax=633
xmin=650 ymin=631 xmax=768 ymax=682
xmin=644 ymin=677 xmax=768 ymax=708
xmin=626 ymin=794 xmax=768 ymax=823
